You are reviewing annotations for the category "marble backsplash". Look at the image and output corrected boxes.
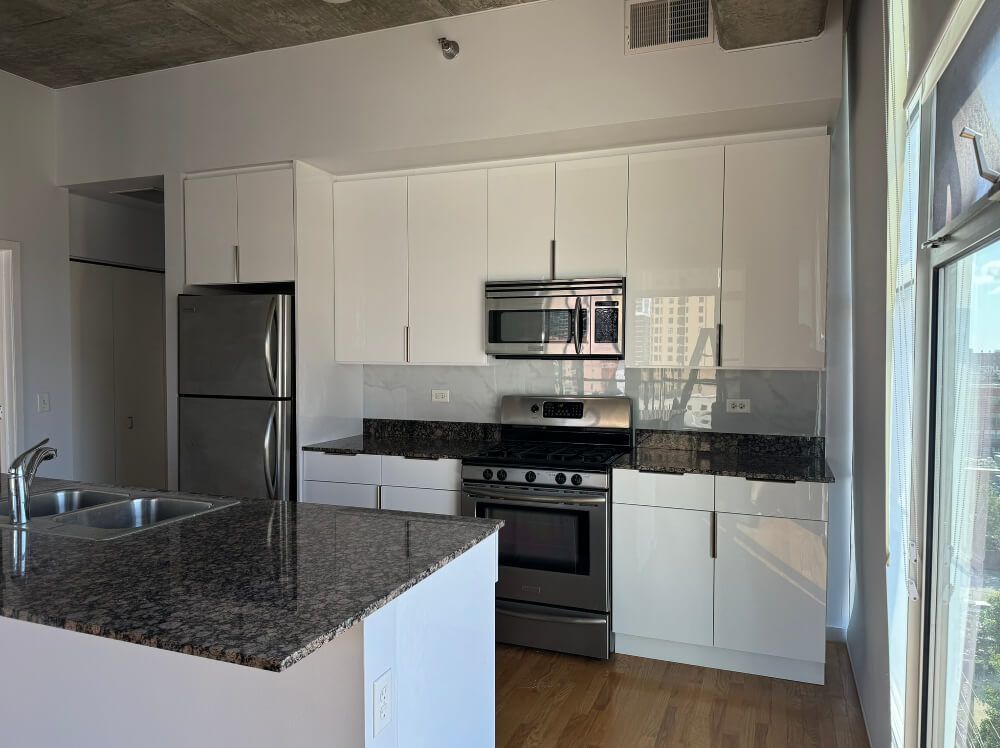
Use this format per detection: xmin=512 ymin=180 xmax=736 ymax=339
xmin=363 ymin=360 xmax=825 ymax=437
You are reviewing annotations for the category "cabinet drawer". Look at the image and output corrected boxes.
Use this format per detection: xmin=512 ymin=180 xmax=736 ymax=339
xmin=301 ymin=480 xmax=378 ymax=509
xmin=381 ymin=456 xmax=462 ymax=491
xmin=612 ymin=469 xmax=714 ymax=512
xmin=715 ymin=476 xmax=827 ymax=521
xmin=303 ymin=452 xmax=381 ymax=484
xmin=380 ymin=486 xmax=461 ymax=516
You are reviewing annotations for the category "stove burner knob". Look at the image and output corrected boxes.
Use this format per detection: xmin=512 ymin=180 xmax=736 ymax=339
xmin=525 ymin=471 xmax=537 ymax=483
xmin=482 ymin=469 xmax=493 ymax=481
xmin=555 ymin=473 xmax=567 ymax=485
xmin=496 ymin=469 xmax=507 ymax=481
xmin=571 ymin=474 xmax=583 ymax=486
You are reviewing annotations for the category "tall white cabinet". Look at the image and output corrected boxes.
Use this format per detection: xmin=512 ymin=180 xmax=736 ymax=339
xmin=487 ymin=163 xmax=555 ymax=281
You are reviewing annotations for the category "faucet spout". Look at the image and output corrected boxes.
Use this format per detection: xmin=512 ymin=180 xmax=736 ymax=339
xmin=8 ymin=439 xmax=57 ymax=526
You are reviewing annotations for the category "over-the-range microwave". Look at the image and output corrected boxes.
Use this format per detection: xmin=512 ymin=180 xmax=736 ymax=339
xmin=485 ymin=278 xmax=624 ymax=359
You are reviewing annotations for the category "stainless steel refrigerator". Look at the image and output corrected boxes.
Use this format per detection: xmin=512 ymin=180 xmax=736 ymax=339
xmin=178 ymin=293 xmax=294 ymax=500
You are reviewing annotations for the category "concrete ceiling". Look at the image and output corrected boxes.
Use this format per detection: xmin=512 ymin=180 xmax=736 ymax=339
xmin=713 ymin=0 xmax=829 ymax=50
xmin=0 ymin=0 xmax=540 ymax=88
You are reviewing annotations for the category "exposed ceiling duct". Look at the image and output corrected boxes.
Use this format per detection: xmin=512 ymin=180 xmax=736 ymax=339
xmin=712 ymin=0 xmax=829 ymax=50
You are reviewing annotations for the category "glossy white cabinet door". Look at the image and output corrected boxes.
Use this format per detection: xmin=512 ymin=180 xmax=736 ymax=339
xmin=380 ymin=486 xmax=461 ymax=516
xmin=715 ymin=476 xmax=828 ymax=522
xmin=184 ymin=175 xmax=237 ymax=285
xmin=381 ymin=456 xmax=462 ymax=491
xmin=612 ymin=504 xmax=714 ymax=647
xmin=626 ymin=146 xmax=724 ymax=368
xmin=612 ymin=468 xmax=715 ymax=512
xmin=236 ymin=168 xmax=295 ymax=283
xmin=721 ymin=136 xmax=830 ymax=369
xmin=302 ymin=480 xmax=378 ymax=509
xmin=554 ymin=155 xmax=628 ymax=278
xmin=487 ymin=163 xmax=555 ymax=281
xmin=714 ymin=513 xmax=827 ymax=663
xmin=408 ymin=170 xmax=488 ymax=365
xmin=333 ymin=177 xmax=409 ymax=363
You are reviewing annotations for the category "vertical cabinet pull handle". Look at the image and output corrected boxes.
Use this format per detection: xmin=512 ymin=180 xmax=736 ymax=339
xmin=716 ymin=323 xmax=723 ymax=367
xmin=550 ymin=239 xmax=556 ymax=280
xmin=376 ymin=484 xmax=382 ymax=511
xmin=710 ymin=511 xmax=717 ymax=559
xmin=404 ymin=326 xmax=410 ymax=363
xmin=234 ymin=245 xmax=240 ymax=283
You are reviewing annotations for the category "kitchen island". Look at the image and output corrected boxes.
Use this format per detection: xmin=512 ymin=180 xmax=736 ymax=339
xmin=0 ymin=477 xmax=501 ymax=747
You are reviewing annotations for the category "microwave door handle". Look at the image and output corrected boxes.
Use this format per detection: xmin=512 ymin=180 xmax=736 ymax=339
xmin=573 ymin=297 xmax=583 ymax=355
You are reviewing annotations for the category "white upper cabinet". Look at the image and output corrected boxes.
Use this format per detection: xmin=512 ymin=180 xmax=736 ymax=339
xmin=236 ymin=168 xmax=295 ymax=283
xmin=626 ymin=146 xmax=724 ymax=368
xmin=334 ymin=177 xmax=409 ymax=364
xmin=407 ymin=170 xmax=488 ymax=365
xmin=555 ymin=155 xmax=628 ymax=278
xmin=720 ymin=136 xmax=830 ymax=369
xmin=714 ymin=513 xmax=827 ymax=664
xmin=184 ymin=175 xmax=238 ymax=285
xmin=185 ymin=166 xmax=295 ymax=285
xmin=487 ymin=163 xmax=555 ymax=281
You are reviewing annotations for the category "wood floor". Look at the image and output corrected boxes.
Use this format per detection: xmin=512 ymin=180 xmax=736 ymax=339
xmin=496 ymin=642 xmax=869 ymax=748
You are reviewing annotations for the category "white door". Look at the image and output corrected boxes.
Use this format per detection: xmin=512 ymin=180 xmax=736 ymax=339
xmin=184 ymin=175 xmax=238 ymax=285
xmin=408 ymin=170 xmax=488 ymax=365
xmin=333 ymin=177 xmax=409 ymax=364
xmin=380 ymin=486 xmax=461 ymax=516
xmin=612 ymin=503 xmax=715 ymax=647
xmin=112 ymin=268 xmax=166 ymax=488
xmin=554 ymin=155 xmax=628 ymax=278
xmin=236 ymin=168 xmax=295 ymax=283
xmin=626 ymin=146 xmax=724 ymax=368
xmin=720 ymin=136 xmax=830 ymax=369
xmin=301 ymin=481 xmax=379 ymax=509
xmin=714 ymin=513 xmax=827 ymax=663
xmin=70 ymin=262 xmax=117 ymax=483
xmin=487 ymin=163 xmax=555 ymax=281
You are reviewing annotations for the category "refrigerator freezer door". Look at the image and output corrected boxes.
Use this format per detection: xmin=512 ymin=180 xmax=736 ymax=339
xmin=179 ymin=397 xmax=291 ymax=500
xmin=178 ymin=294 xmax=292 ymax=398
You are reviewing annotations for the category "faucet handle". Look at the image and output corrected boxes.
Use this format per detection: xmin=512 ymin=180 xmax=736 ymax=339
xmin=10 ymin=438 xmax=51 ymax=471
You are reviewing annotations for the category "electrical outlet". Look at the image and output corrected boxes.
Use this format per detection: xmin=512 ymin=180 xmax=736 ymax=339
xmin=726 ymin=398 xmax=751 ymax=414
xmin=36 ymin=393 xmax=51 ymax=413
xmin=373 ymin=669 xmax=392 ymax=737
xmin=431 ymin=389 xmax=450 ymax=403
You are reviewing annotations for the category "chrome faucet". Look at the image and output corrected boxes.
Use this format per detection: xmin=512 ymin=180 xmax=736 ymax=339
xmin=8 ymin=439 xmax=57 ymax=525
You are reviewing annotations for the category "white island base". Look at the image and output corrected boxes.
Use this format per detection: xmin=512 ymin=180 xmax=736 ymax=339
xmin=0 ymin=534 xmax=497 ymax=748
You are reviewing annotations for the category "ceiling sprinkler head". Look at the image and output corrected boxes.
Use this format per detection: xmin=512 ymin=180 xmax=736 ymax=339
xmin=438 ymin=37 xmax=460 ymax=60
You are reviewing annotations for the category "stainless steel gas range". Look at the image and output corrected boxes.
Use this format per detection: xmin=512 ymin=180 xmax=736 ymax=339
xmin=460 ymin=395 xmax=633 ymax=660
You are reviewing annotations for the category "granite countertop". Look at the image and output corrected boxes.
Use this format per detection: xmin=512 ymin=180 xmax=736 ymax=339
xmin=302 ymin=433 xmax=492 ymax=461
xmin=0 ymin=477 xmax=501 ymax=672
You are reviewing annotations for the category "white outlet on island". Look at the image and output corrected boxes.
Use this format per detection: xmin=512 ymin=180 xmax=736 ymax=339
xmin=373 ymin=668 xmax=392 ymax=736
xmin=431 ymin=389 xmax=450 ymax=403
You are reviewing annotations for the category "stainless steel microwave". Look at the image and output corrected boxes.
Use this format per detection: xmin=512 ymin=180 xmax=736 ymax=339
xmin=485 ymin=278 xmax=625 ymax=359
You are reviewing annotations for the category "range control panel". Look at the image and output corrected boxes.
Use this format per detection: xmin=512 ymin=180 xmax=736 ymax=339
xmin=542 ymin=401 xmax=584 ymax=419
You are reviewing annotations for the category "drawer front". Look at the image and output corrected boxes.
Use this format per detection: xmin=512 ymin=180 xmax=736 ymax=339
xmin=301 ymin=480 xmax=378 ymax=509
xmin=381 ymin=456 xmax=462 ymax=491
xmin=303 ymin=452 xmax=382 ymax=485
xmin=612 ymin=469 xmax=714 ymax=512
xmin=380 ymin=486 xmax=461 ymax=516
xmin=715 ymin=476 xmax=828 ymax=521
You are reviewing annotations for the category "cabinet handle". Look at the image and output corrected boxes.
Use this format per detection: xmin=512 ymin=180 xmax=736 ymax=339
xmin=716 ymin=323 xmax=723 ymax=367
xmin=376 ymin=484 xmax=382 ymax=511
xmin=710 ymin=511 xmax=717 ymax=559
xmin=404 ymin=326 xmax=410 ymax=362
xmin=233 ymin=245 xmax=240 ymax=283
xmin=550 ymin=239 xmax=556 ymax=280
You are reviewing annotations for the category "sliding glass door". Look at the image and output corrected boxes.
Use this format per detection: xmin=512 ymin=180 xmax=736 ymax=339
xmin=928 ymin=229 xmax=1000 ymax=747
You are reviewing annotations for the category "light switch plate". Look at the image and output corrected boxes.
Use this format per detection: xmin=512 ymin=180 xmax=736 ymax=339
xmin=726 ymin=398 xmax=751 ymax=414
xmin=373 ymin=668 xmax=392 ymax=737
xmin=431 ymin=389 xmax=450 ymax=403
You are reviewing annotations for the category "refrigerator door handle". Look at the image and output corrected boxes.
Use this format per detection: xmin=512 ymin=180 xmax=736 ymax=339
xmin=263 ymin=404 xmax=278 ymax=500
xmin=264 ymin=297 xmax=279 ymax=397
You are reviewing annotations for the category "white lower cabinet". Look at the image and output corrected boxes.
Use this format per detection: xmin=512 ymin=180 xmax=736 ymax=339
xmin=613 ymin=503 xmax=714 ymax=647
xmin=380 ymin=486 xmax=461 ymax=516
xmin=713 ymin=513 xmax=827 ymax=664
xmin=302 ymin=480 xmax=378 ymax=509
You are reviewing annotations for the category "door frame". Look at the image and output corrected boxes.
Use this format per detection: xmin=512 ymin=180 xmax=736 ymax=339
xmin=0 ymin=240 xmax=23 ymax=467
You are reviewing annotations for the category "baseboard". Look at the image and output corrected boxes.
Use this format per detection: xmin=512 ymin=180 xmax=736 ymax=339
xmin=615 ymin=634 xmax=826 ymax=685
xmin=826 ymin=625 xmax=847 ymax=642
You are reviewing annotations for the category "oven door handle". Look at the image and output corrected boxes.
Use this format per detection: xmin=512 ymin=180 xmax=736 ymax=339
xmin=465 ymin=488 xmax=606 ymax=506
xmin=496 ymin=602 xmax=607 ymax=625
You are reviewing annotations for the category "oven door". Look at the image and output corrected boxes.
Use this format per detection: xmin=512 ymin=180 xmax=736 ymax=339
xmin=461 ymin=484 xmax=608 ymax=612
xmin=485 ymin=295 xmax=587 ymax=357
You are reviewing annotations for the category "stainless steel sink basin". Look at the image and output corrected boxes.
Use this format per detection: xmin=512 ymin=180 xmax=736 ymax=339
xmin=55 ymin=497 xmax=212 ymax=530
xmin=0 ymin=490 xmax=129 ymax=525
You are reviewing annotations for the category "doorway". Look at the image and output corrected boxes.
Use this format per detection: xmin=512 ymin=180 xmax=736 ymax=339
xmin=0 ymin=240 xmax=20 ymax=468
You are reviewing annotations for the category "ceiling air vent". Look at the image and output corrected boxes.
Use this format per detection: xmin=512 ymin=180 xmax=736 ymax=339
xmin=625 ymin=0 xmax=714 ymax=54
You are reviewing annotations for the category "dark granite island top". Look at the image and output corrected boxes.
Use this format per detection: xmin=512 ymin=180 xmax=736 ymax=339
xmin=0 ymin=477 xmax=501 ymax=672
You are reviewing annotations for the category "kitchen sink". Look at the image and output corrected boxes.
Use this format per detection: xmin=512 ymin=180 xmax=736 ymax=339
xmin=0 ymin=490 xmax=129 ymax=525
xmin=54 ymin=497 xmax=212 ymax=530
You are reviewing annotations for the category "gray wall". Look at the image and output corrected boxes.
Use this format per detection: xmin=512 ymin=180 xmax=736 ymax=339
xmin=846 ymin=0 xmax=891 ymax=742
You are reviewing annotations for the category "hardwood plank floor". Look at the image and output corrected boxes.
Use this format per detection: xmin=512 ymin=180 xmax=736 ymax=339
xmin=496 ymin=642 xmax=869 ymax=748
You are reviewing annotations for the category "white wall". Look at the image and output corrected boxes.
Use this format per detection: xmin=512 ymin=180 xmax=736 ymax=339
xmin=846 ymin=0 xmax=891 ymax=743
xmin=0 ymin=70 xmax=72 ymax=476
xmin=69 ymin=194 xmax=164 ymax=270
